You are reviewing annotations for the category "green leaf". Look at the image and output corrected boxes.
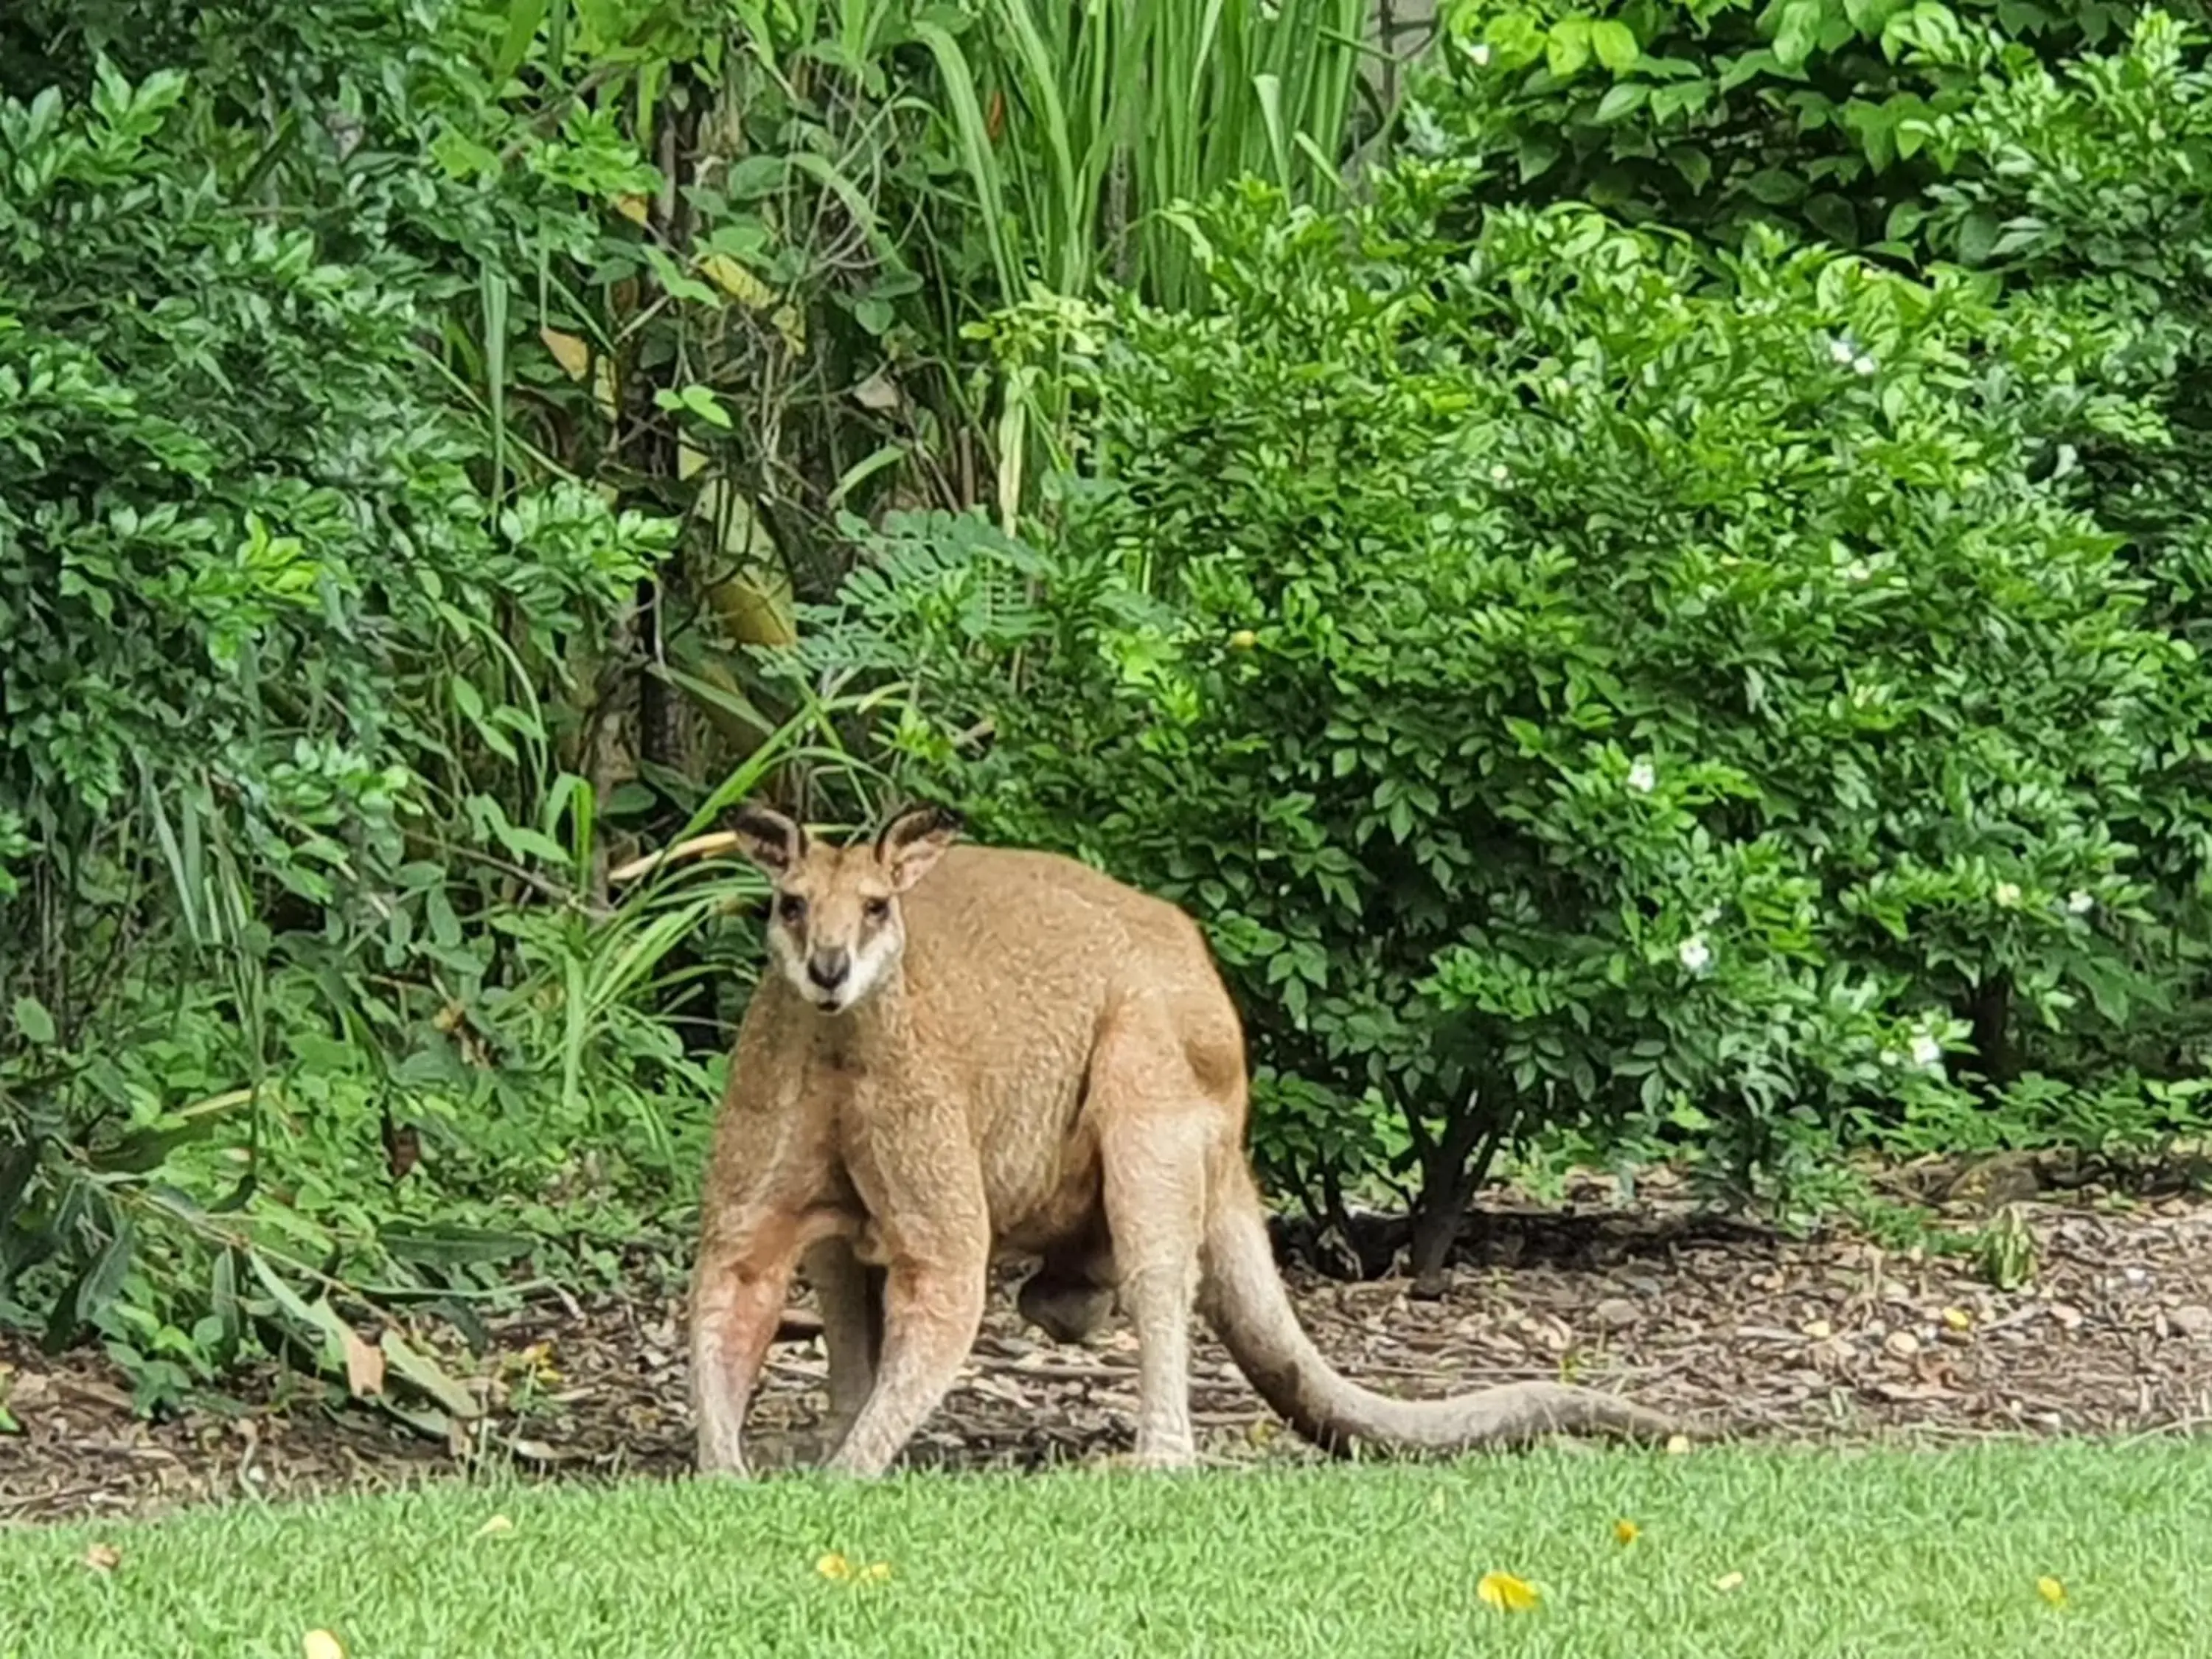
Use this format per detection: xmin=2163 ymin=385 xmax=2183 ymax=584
xmin=380 ymin=1328 xmax=484 ymax=1419
xmin=1955 ymin=207 xmax=2001 ymax=264
xmin=1804 ymin=192 xmax=1859 ymax=244
xmin=1595 ymin=82 xmax=1647 ymax=122
xmin=380 ymin=1225 xmax=538 ymax=1268
xmin=12 ymin=996 xmax=55 ymax=1046
xmin=1668 ymin=145 xmax=1714 ymax=191
xmin=1517 ymin=135 xmax=1562 ymax=182
xmin=74 ymin=1220 xmax=135 ymax=1325
xmin=1546 ymin=17 xmax=1593 ymax=77
xmin=1745 ymin=167 xmax=1807 ymax=204
xmin=1590 ymin=19 xmax=1639 ymax=70
xmin=1773 ymin=0 xmax=1825 ymax=68
xmin=1844 ymin=0 xmax=1907 ymax=28
xmin=656 ymin=384 xmax=735 ymax=431
xmin=1486 ymin=11 xmax=1548 ymax=67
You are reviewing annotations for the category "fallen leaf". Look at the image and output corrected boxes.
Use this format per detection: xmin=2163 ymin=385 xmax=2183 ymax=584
xmin=2038 ymin=1576 xmax=2066 ymax=1607
xmin=1476 ymin=1571 xmax=1540 ymax=1612
xmin=1714 ymin=1571 xmax=1746 ymax=1593
xmin=817 ymin=1552 xmax=852 ymax=1581
xmin=1941 ymin=1307 xmax=1973 ymax=1332
xmin=1800 ymin=1318 xmax=1834 ymax=1340
xmin=852 ymin=370 xmax=902 ymax=412
xmin=698 ymin=254 xmax=775 ymax=310
xmin=82 ymin=1543 xmax=120 ymax=1573
xmin=1884 ymin=1329 xmax=1921 ymax=1358
xmin=1613 ymin=1519 xmax=1640 ymax=1545
xmin=337 ymin=1325 xmax=385 ymax=1399
xmin=302 ymin=1633 xmax=346 ymax=1659
xmin=475 ymin=1514 xmax=514 ymax=1537
xmin=1665 ymin=1433 xmax=1692 ymax=1455
xmin=771 ymin=302 xmax=807 ymax=355
xmin=539 ymin=328 xmax=591 ymax=381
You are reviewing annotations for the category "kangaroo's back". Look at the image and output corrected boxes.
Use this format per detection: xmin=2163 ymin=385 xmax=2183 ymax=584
xmin=897 ymin=844 xmax=1245 ymax=1096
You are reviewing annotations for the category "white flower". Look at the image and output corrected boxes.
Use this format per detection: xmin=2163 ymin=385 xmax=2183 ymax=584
xmin=1909 ymin=1032 xmax=1944 ymax=1071
xmin=1677 ymin=936 xmax=1712 ymax=973
xmin=1853 ymin=354 xmax=1877 ymax=376
xmin=1627 ymin=759 xmax=1657 ymax=794
xmin=1470 ymin=41 xmax=1492 ymax=65
xmin=2067 ymin=890 xmax=2094 ymax=915
xmin=1829 ymin=336 xmax=1856 ymax=365
xmin=1994 ymin=881 xmax=2022 ymax=908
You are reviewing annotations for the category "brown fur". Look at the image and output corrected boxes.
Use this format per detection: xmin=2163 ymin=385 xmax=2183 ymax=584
xmin=671 ymin=804 xmax=1677 ymax=1477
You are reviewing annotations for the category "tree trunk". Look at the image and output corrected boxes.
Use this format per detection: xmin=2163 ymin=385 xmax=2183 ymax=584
xmin=1965 ymin=971 xmax=2014 ymax=1093
xmin=1405 ymin=1102 xmax=1486 ymax=1299
xmin=1405 ymin=1090 xmax=1519 ymax=1299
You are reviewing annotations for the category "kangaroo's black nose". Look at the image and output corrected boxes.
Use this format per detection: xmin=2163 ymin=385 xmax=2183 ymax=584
xmin=807 ymin=949 xmax=851 ymax=991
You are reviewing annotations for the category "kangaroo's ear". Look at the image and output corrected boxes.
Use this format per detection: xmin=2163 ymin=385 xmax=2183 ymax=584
xmin=728 ymin=803 xmax=807 ymax=874
xmin=873 ymin=802 xmax=964 ymax=891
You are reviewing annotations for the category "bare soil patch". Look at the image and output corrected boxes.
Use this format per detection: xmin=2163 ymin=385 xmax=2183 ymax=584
xmin=7 ymin=1168 xmax=2211 ymax=1525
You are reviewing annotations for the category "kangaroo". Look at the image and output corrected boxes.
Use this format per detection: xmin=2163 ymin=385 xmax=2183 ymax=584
xmin=656 ymin=801 xmax=1677 ymax=1477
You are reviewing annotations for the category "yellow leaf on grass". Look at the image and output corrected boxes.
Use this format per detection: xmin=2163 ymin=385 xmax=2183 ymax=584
xmin=2039 ymin=1576 xmax=2067 ymax=1607
xmin=860 ymin=1562 xmax=891 ymax=1582
xmin=1476 ymin=1571 xmax=1540 ymax=1613
xmin=1714 ymin=1571 xmax=1746 ymax=1593
xmin=540 ymin=327 xmax=591 ymax=381
xmin=302 ymin=1632 xmax=346 ymax=1659
xmin=82 ymin=1543 xmax=120 ymax=1572
xmin=1613 ymin=1519 xmax=1640 ymax=1545
xmin=816 ymin=1552 xmax=852 ymax=1581
xmin=475 ymin=1514 xmax=514 ymax=1537
xmin=1665 ymin=1433 xmax=1693 ymax=1455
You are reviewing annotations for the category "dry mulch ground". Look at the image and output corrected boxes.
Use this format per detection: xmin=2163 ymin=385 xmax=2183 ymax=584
xmin=6 ymin=1162 xmax=2211 ymax=1526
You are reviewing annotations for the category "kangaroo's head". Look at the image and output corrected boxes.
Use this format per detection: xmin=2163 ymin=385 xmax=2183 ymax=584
xmin=727 ymin=801 xmax=964 ymax=1015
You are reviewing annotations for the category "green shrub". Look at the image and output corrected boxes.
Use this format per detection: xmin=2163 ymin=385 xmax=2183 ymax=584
xmin=1905 ymin=13 xmax=2212 ymax=1080
xmin=1417 ymin=0 xmax=2204 ymax=258
xmin=787 ymin=174 xmax=2189 ymax=1271
xmin=0 ymin=52 xmax=678 ymax=1408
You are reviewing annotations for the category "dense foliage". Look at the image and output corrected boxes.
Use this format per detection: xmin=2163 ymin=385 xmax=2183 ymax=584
xmin=0 ymin=0 xmax=1382 ymax=1416
xmin=4 ymin=0 xmax=2212 ymax=1416
xmin=787 ymin=168 xmax=2197 ymax=1269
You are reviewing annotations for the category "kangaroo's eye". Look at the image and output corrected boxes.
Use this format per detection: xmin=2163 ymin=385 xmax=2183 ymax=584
xmin=862 ymin=897 xmax=891 ymax=922
xmin=776 ymin=894 xmax=807 ymax=926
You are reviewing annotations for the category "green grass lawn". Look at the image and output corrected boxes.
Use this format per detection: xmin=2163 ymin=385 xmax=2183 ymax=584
xmin=4 ymin=1441 xmax=2208 ymax=1657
